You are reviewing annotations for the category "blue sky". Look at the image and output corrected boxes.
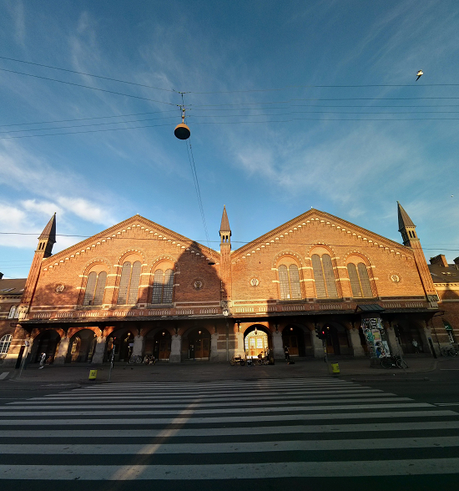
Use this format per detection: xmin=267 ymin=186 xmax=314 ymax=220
xmin=1 ymin=0 xmax=458 ymax=279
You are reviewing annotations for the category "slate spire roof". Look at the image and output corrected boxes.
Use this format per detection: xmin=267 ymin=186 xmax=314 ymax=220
xmin=219 ymin=205 xmax=231 ymax=235
xmin=39 ymin=213 xmax=57 ymax=243
xmin=397 ymin=201 xmax=415 ymax=232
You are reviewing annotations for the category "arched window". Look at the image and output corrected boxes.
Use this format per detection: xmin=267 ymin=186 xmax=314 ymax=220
xmin=278 ymin=264 xmax=301 ymax=300
xmin=312 ymin=254 xmax=338 ymax=298
xmin=152 ymin=268 xmax=175 ymax=304
xmin=0 ymin=334 xmax=12 ymax=354
xmin=347 ymin=262 xmax=373 ymax=297
xmin=7 ymin=306 xmax=17 ymax=319
xmin=83 ymin=271 xmax=107 ymax=305
xmin=117 ymin=261 xmax=142 ymax=304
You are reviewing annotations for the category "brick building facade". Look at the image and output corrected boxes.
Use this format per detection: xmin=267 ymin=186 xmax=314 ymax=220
xmin=0 ymin=203 xmax=449 ymax=367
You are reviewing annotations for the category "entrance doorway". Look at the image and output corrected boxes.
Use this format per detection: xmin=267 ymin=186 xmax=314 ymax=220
xmin=153 ymin=330 xmax=172 ymax=360
xmin=187 ymin=328 xmax=210 ymax=360
xmin=245 ymin=326 xmax=270 ymax=359
xmin=282 ymin=325 xmax=306 ymax=357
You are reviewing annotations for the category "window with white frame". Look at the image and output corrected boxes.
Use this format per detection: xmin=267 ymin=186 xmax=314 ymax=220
xmin=312 ymin=254 xmax=338 ymax=298
xmin=0 ymin=334 xmax=12 ymax=354
xmin=278 ymin=264 xmax=301 ymax=300
xmin=117 ymin=261 xmax=142 ymax=304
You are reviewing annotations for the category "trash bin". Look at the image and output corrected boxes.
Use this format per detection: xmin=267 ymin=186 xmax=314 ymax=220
xmin=88 ymin=370 xmax=98 ymax=380
xmin=331 ymin=363 xmax=340 ymax=375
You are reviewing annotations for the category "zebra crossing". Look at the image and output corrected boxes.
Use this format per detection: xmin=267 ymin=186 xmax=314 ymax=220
xmin=1 ymin=378 xmax=459 ymax=486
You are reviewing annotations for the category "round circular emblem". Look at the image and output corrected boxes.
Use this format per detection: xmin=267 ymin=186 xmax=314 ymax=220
xmin=222 ymin=309 xmax=229 ymax=316
xmin=193 ymin=280 xmax=203 ymax=290
xmin=55 ymin=284 xmax=65 ymax=293
xmin=250 ymin=278 xmax=259 ymax=287
xmin=390 ymin=274 xmax=400 ymax=283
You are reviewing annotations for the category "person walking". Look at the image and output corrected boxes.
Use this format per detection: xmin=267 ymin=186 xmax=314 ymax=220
xmin=284 ymin=346 xmax=290 ymax=362
xmin=38 ymin=352 xmax=46 ymax=369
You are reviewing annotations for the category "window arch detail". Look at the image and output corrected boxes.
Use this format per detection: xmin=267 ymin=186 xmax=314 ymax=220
xmin=152 ymin=268 xmax=175 ymax=304
xmin=0 ymin=334 xmax=12 ymax=354
xmin=83 ymin=271 xmax=107 ymax=306
xmin=117 ymin=260 xmax=142 ymax=305
xmin=347 ymin=262 xmax=373 ymax=297
xmin=311 ymin=253 xmax=338 ymax=298
xmin=278 ymin=263 xmax=301 ymax=300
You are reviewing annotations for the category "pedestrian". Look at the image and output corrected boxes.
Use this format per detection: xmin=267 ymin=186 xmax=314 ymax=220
xmin=412 ymin=339 xmax=420 ymax=353
xmin=38 ymin=352 xmax=46 ymax=369
xmin=284 ymin=346 xmax=290 ymax=362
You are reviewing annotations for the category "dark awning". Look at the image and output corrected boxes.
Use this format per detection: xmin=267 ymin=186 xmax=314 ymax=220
xmin=355 ymin=304 xmax=385 ymax=314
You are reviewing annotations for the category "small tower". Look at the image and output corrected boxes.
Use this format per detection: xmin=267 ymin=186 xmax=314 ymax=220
xmin=21 ymin=213 xmax=57 ymax=306
xmin=397 ymin=202 xmax=438 ymax=302
xmin=219 ymin=206 xmax=232 ymax=302
xmin=219 ymin=205 xmax=231 ymax=248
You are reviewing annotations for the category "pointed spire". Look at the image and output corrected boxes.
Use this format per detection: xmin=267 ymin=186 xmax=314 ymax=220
xmin=397 ymin=201 xmax=415 ymax=232
xmin=219 ymin=205 xmax=231 ymax=235
xmin=39 ymin=213 xmax=57 ymax=244
xmin=37 ymin=213 xmax=56 ymax=258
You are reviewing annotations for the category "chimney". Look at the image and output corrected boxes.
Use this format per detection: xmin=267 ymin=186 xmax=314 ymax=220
xmin=430 ymin=255 xmax=449 ymax=267
xmin=0 ymin=272 xmax=3 ymax=279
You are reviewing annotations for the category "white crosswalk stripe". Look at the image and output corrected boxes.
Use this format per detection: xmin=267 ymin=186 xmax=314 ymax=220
xmin=1 ymin=378 xmax=459 ymax=484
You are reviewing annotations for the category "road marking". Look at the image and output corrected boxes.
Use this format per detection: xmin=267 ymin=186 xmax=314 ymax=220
xmin=0 ymin=401 xmax=434 ymax=417
xmin=3 ymin=420 xmax=459 ymax=438
xmin=2 ymin=459 xmax=459 ymax=479
xmin=3 ymin=436 xmax=459 ymax=455
xmin=0 ymin=409 xmax=455 ymax=425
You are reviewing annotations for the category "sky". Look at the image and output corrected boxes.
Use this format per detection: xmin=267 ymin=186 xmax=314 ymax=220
xmin=1 ymin=0 xmax=459 ymax=279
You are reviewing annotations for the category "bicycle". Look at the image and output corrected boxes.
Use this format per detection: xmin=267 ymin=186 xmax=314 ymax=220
xmin=380 ymin=355 xmax=408 ymax=369
xmin=440 ymin=346 xmax=458 ymax=357
xmin=128 ymin=355 xmax=143 ymax=364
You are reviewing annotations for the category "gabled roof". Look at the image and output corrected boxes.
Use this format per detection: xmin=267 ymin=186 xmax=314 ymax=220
xmin=0 ymin=278 xmax=26 ymax=295
xmin=429 ymin=263 xmax=459 ymax=284
xmin=232 ymin=208 xmax=408 ymax=257
xmin=42 ymin=214 xmax=219 ymax=265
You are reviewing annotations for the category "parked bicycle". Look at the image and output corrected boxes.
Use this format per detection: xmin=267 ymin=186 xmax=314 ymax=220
xmin=128 ymin=355 xmax=143 ymax=364
xmin=440 ymin=346 xmax=458 ymax=357
xmin=229 ymin=354 xmax=245 ymax=366
xmin=380 ymin=355 xmax=408 ymax=369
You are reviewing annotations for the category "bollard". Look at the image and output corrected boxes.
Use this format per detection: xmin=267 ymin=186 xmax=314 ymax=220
xmin=331 ymin=363 xmax=340 ymax=376
xmin=88 ymin=370 xmax=98 ymax=380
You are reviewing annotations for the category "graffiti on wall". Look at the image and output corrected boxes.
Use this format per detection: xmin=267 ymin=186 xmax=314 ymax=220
xmin=361 ymin=317 xmax=391 ymax=359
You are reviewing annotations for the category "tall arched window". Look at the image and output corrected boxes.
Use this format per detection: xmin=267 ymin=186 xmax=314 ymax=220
xmin=312 ymin=254 xmax=338 ymax=298
xmin=83 ymin=271 xmax=107 ymax=305
xmin=0 ymin=334 xmax=12 ymax=354
xmin=347 ymin=262 xmax=373 ymax=297
xmin=278 ymin=264 xmax=301 ymax=300
xmin=117 ymin=261 xmax=142 ymax=304
xmin=152 ymin=268 xmax=175 ymax=304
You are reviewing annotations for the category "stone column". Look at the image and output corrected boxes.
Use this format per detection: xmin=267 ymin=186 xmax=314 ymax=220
xmin=419 ymin=321 xmax=433 ymax=355
xmin=54 ymin=337 xmax=70 ymax=365
xmin=272 ymin=331 xmax=284 ymax=359
xmin=348 ymin=328 xmax=365 ymax=357
xmin=210 ymin=332 xmax=219 ymax=362
xmin=131 ymin=335 xmax=144 ymax=358
xmin=169 ymin=334 xmax=182 ymax=363
xmin=236 ymin=331 xmax=245 ymax=357
xmin=384 ymin=324 xmax=400 ymax=356
xmin=91 ymin=336 xmax=107 ymax=364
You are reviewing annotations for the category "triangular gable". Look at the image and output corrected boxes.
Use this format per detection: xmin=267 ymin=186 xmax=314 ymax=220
xmin=232 ymin=208 xmax=410 ymax=258
xmin=42 ymin=214 xmax=219 ymax=266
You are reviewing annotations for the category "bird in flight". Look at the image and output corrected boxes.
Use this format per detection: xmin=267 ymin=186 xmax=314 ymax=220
xmin=416 ymin=70 xmax=423 ymax=81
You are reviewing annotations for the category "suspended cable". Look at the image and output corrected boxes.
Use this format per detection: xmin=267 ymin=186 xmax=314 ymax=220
xmin=0 ymin=55 xmax=177 ymax=93
xmin=0 ymin=67 xmax=177 ymax=107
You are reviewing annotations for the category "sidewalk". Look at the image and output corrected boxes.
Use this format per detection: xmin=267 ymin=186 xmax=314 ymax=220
xmin=1 ymin=354 xmax=447 ymax=388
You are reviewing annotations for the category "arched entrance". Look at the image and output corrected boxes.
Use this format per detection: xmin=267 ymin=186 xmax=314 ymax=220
xmin=245 ymin=325 xmax=271 ymax=359
xmin=186 ymin=328 xmax=211 ymax=360
xmin=107 ymin=330 xmax=135 ymax=362
xmin=282 ymin=325 xmax=306 ymax=357
xmin=31 ymin=330 xmax=61 ymax=364
xmin=67 ymin=329 xmax=97 ymax=363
